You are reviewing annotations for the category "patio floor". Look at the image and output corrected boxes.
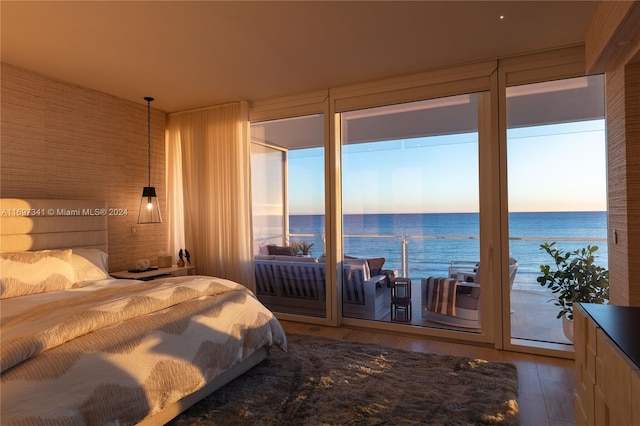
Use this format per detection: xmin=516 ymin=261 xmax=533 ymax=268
xmin=510 ymin=288 xmax=571 ymax=344
xmin=378 ymin=281 xmax=572 ymax=345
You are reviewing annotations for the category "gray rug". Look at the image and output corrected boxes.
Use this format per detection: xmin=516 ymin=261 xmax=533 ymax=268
xmin=169 ymin=334 xmax=519 ymax=425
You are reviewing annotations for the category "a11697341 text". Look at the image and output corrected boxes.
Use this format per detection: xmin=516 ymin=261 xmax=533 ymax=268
xmin=1 ymin=208 xmax=129 ymax=217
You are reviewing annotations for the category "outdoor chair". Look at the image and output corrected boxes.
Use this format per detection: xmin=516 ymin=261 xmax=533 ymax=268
xmin=254 ymin=255 xmax=389 ymax=319
xmin=421 ymin=258 xmax=518 ymax=329
xmin=449 ymin=257 xmax=519 ymax=290
xmin=342 ymin=258 xmax=390 ymax=320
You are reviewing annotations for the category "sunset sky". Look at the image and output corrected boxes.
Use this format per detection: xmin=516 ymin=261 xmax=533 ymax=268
xmin=288 ymin=119 xmax=607 ymax=215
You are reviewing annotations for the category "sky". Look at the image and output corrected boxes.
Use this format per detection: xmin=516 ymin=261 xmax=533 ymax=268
xmin=287 ymin=119 xmax=607 ymax=215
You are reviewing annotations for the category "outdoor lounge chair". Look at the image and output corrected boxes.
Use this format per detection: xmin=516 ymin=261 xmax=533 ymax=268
xmin=449 ymin=257 xmax=519 ymax=290
xmin=254 ymin=255 xmax=389 ymax=319
xmin=421 ymin=258 xmax=518 ymax=329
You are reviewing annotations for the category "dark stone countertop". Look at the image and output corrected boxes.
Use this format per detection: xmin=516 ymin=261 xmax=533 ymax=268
xmin=578 ymin=303 xmax=640 ymax=368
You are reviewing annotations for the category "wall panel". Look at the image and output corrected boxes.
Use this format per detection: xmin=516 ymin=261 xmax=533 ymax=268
xmin=624 ymin=62 xmax=640 ymax=306
xmin=1 ymin=63 xmax=168 ymax=272
xmin=606 ymin=68 xmax=630 ymax=306
xmin=606 ymin=62 xmax=640 ymax=307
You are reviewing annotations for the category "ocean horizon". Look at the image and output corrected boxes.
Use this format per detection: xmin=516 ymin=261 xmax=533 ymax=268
xmin=282 ymin=211 xmax=609 ymax=291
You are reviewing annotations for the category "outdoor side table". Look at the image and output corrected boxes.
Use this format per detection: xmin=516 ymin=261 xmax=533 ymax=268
xmin=391 ymin=277 xmax=412 ymax=322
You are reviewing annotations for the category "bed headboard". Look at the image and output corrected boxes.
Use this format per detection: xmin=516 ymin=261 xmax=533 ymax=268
xmin=0 ymin=199 xmax=108 ymax=254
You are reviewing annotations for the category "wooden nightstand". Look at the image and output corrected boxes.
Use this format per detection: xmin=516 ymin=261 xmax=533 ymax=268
xmin=110 ymin=265 xmax=196 ymax=281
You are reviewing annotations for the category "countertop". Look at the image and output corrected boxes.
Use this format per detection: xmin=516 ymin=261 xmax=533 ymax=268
xmin=578 ymin=303 xmax=640 ymax=368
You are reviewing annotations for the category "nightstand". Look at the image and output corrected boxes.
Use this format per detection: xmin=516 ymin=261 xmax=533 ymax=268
xmin=110 ymin=265 xmax=196 ymax=281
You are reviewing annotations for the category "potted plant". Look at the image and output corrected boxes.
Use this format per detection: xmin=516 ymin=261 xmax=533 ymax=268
xmin=537 ymin=242 xmax=609 ymax=341
xmin=291 ymin=241 xmax=314 ymax=256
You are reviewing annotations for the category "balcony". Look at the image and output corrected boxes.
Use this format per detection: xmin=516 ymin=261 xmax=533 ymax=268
xmin=284 ymin=230 xmax=607 ymax=346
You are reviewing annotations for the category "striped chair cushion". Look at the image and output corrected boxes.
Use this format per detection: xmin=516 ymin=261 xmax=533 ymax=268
xmin=425 ymin=277 xmax=458 ymax=315
xmin=343 ymin=267 xmax=366 ymax=305
xmin=274 ymin=263 xmax=324 ymax=300
xmin=254 ymin=261 xmax=277 ymax=295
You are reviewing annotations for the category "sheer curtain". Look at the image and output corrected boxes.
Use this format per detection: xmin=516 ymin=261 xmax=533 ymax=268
xmin=166 ymin=102 xmax=254 ymax=290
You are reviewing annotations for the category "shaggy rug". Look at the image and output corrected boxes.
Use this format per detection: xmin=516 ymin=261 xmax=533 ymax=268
xmin=169 ymin=334 xmax=519 ymax=425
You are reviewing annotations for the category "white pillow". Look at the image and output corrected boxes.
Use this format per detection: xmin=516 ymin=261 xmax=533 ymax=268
xmin=0 ymin=249 xmax=75 ymax=299
xmin=274 ymin=255 xmax=318 ymax=263
xmin=255 ymin=254 xmax=275 ymax=260
xmin=344 ymin=258 xmax=371 ymax=277
xmin=71 ymin=248 xmax=109 ymax=283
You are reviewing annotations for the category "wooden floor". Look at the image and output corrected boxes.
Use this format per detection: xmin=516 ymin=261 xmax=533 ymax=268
xmin=280 ymin=320 xmax=576 ymax=426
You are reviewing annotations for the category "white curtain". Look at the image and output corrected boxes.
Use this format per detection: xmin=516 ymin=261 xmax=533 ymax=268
xmin=166 ymin=127 xmax=185 ymax=259
xmin=166 ymin=101 xmax=254 ymax=290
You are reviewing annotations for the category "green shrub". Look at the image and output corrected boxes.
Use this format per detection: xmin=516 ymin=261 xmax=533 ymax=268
xmin=537 ymin=242 xmax=609 ymax=320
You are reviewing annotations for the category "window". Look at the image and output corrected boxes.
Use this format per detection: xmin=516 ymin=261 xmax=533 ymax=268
xmin=339 ymin=94 xmax=483 ymax=329
xmin=506 ymin=75 xmax=607 ymax=346
xmin=251 ymin=114 xmax=326 ymax=318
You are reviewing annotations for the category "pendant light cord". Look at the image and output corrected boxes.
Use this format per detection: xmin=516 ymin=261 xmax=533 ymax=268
xmin=144 ymin=97 xmax=154 ymax=188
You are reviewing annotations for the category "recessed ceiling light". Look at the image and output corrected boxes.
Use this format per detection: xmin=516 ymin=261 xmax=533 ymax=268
xmin=499 ymin=15 xmax=505 ymax=20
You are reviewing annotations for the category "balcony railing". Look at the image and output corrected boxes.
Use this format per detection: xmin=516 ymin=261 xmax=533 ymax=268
xmin=287 ymin=233 xmax=608 ymax=289
xmin=258 ymin=232 xmax=607 ymax=345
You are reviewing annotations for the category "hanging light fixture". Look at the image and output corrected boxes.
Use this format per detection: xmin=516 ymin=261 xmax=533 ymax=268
xmin=137 ymin=96 xmax=162 ymax=224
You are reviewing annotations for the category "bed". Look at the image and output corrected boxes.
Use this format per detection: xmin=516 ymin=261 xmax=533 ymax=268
xmin=0 ymin=198 xmax=287 ymax=425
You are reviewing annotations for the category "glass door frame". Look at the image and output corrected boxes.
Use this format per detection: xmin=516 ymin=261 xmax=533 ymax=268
xmin=249 ymin=91 xmax=337 ymax=326
xmin=250 ymin=140 xmax=289 ymax=248
xmin=329 ymin=60 xmax=500 ymax=345
xmin=498 ymin=46 xmax=595 ymax=358
xmin=248 ymin=46 xmax=596 ymax=357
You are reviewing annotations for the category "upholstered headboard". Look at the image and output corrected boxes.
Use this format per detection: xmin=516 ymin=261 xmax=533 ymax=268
xmin=0 ymin=199 xmax=108 ymax=254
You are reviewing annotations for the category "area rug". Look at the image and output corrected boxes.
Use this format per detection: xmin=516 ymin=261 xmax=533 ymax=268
xmin=169 ymin=334 xmax=519 ymax=425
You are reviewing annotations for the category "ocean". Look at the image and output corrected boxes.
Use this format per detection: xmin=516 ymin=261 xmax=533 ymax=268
xmin=287 ymin=211 xmax=608 ymax=291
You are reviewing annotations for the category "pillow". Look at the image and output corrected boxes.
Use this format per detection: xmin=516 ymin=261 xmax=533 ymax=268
xmin=254 ymin=254 xmax=276 ymax=260
xmin=267 ymin=245 xmax=296 ymax=256
xmin=71 ymin=248 xmax=109 ymax=283
xmin=344 ymin=258 xmax=368 ymax=267
xmin=344 ymin=258 xmax=371 ymax=277
xmin=0 ymin=249 xmax=75 ymax=299
xmin=367 ymin=258 xmax=386 ymax=275
xmin=274 ymin=255 xmax=318 ymax=263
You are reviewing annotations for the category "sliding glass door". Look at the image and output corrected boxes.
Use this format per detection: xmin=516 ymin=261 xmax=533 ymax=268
xmin=505 ymin=75 xmax=607 ymax=346
xmin=247 ymin=49 xmax=605 ymax=354
xmin=250 ymin=114 xmax=326 ymax=318
xmin=339 ymin=94 xmax=484 ymax=330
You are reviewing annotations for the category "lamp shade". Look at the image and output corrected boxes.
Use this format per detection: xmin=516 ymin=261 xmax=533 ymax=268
xmin=138 ymin=186 xmax=162 ymax=224
xmin=137 ymin=96 xmax=162 ymax=224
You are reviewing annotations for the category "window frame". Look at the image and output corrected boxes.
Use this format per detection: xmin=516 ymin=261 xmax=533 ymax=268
xmin=248 ymin=46 xmax=600 ymax=357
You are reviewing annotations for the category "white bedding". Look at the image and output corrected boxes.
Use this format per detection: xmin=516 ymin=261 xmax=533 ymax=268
xmin=1 ymin=275 xmax=287 ymax=425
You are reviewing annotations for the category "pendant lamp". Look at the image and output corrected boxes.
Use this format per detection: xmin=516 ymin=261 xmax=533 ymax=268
xmin=137 ymin=96 xmax=162 ymax=224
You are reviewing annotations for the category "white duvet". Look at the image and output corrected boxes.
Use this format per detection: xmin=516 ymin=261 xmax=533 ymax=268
xmin=1 ymin=275 xmax=287 ymax=425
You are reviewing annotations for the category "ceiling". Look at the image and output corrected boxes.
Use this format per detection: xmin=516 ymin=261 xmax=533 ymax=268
xmin=1 ymin=1 xmax=599 ymax=113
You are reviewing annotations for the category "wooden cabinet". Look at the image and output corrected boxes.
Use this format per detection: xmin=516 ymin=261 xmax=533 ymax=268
xmin=574 ymin=303 xmax=640 ymax=426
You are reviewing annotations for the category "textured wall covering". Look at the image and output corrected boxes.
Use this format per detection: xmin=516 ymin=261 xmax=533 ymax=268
xmin=606 ymin=62 xmax=640 ymax=306
xmin=586 ymin=0 xmax=640 ymax=307
xmin=1 ymin=63 xmax=168 ymax=272
xmin=606 ymin=68 xmax=630 ymax=306
xmin=627 ymin=62 xmax=640 ymax=306
xmin=585 ymin=1 xmax=640 ymax=74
